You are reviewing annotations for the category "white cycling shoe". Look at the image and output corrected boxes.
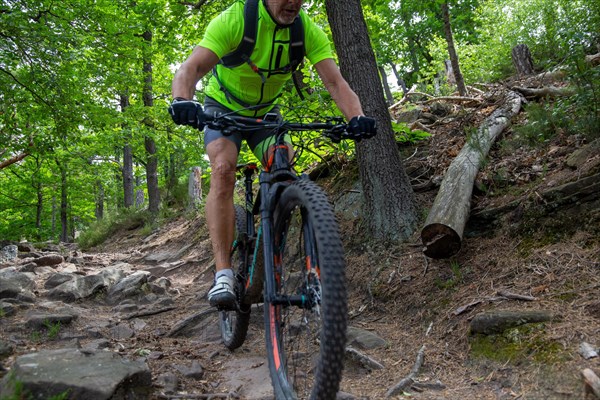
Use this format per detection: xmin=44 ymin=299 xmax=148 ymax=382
xmin=208 ymin=274 xmax=237 ymax=310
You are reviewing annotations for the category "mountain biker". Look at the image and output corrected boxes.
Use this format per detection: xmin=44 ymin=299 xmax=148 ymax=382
xmin=169 ymin=0 xmax=377 ymax=310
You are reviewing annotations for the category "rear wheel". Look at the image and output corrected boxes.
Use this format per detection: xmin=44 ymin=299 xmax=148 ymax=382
xmin=220 ymin=205 xmax=251 ymax=350
xmin=265 ymin=180 xmax=347 ymax=399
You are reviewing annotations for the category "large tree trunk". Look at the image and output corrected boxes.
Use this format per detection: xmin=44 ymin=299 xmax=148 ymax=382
xmin=120 ymin=93 xmax=134 ymax=208
xmin=512 ymin=44 xmax=535 ymax=76
xmin=421 ymin=90 xmax=522 ymax=258
xmin=142 ymin=30 xmax=160 ymax=216
xmin=441 ymin=3 xmax=467 ymax=96
xmin=325 ymin=0 xmax=417 ymax=241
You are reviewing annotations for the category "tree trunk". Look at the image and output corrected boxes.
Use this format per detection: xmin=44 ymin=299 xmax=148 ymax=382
xmin=441 ymin=3 xmax=467 ymax=96
xmin=378 ymin=65 xmax=394 ymax=105
xmin=512 ymin=44 xmax=535 ymax=76
xmin=58 ymin=162 xmax=68 ymax=243
xmin=165 ymin=130 xmax=178 ymax=200
xmin=389 ymin=63 xmax=408 ymax=95
xmin=95 ymin=180 xmax=104 ymax=220
xmin=421 ymin=91 xmax=522 ymax=258
xmin=120 ymin=93 xmax=134 ymax=208
xmin=142 ymin=30 xmax=160 ymax=216
xmin=188 ymin=166 xmax=203 ymax=210
xmin=325 ymin=0 xmax=418 ymax=241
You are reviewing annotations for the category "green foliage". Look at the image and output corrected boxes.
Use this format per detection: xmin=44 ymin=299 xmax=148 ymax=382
xmin=470 ymin=324 xmax=566 ymax=364
xmin=435 ymin=260 xmax=464 ymax=290
xmin=0 ymin=373 xmax=70 ymax=400
xmin=77 ymin=208 xmax=149 ymax=250
xmin=2 ymin=0 xmax=598 ymax=243
xmin=44 ymin=320 xmax=62 ymax=341
xmin=392 ymin=122 xmax=431 ymax=144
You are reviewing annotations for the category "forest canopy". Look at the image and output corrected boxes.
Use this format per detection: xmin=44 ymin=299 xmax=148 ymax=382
xmin=1 ymin=0 xmax=598 ymax=242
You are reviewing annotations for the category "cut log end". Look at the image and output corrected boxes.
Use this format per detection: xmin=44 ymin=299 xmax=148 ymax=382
xmin=421 ymin=223 xmax=461 ymax=259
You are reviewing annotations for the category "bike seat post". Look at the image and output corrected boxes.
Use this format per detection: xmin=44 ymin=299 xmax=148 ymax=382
xmin=242 ymin=164 xmax=257 ymax=225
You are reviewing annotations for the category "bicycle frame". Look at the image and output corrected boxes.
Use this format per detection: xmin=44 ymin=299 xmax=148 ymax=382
xmin=239 ymin=128 xmax=306 ymax=307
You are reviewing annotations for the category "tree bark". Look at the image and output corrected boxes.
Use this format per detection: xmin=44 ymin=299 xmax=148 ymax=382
xmin=441 ymin=3 xmax=467 ymax=96
xmin=120 ymin=93 xmax=134 ymax=209
xmin=512 ymin=44 xmax=535 ymax=76
xmin=325 ymin=0 xmax=417 ymax=241
xmin=421 ymin=90 xmax=522 ymax=258
xmin=142 ymin=30 xmax=160 ymax=216
xmin=188 ymin=166 xmax=203 ymax=209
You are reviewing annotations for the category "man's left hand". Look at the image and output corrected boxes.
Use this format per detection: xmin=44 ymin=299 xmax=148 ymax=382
xmin=348 ymin=116 xmax=377 ymax=141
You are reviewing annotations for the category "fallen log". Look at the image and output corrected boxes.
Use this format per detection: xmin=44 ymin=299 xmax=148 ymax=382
xmin=585 ymin=52 xmax=600 ymax=66
xmin=582 ymin=369 xmax=600 ymax=398
xmin=512 ymin=85 xmax=575 ymax=99
xmin=421 ymin=90 xmax=522 ymax=258
xmin=470 ymin=310 xmax=554 ymax=335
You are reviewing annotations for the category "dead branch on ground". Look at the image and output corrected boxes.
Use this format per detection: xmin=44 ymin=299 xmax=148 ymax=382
xmin=345 ymin=346 xmax=385 ymax=370
xmin=582 ymin=369 xmax=600 ymax=398
xmin=386 ymin=345 xmax=426 ymax=398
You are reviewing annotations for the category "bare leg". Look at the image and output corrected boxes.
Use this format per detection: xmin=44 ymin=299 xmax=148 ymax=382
xmin=205 ymin=138 xmax=238 ymax=272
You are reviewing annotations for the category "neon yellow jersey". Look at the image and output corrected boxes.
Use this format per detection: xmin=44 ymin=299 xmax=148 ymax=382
xmin=199 ymin=0 xmax=333 ymax=116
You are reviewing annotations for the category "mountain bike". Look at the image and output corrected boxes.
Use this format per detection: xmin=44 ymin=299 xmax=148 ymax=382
xmin=202 ymin=110 xmax=366 ymax=400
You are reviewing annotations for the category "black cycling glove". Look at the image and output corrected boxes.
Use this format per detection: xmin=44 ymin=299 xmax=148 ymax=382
xmin=168 ymin=98 xmax=205 ymax=130
xmin=347 ymin=116 xmax=377 ymax=141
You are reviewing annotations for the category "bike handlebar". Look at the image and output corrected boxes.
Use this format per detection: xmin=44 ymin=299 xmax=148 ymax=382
xmin=202 ymin=112 xmax=362 ymax=143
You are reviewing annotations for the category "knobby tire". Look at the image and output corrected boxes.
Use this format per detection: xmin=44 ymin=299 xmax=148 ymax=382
xmin=265 ymin=180 xmax=348 ymax=400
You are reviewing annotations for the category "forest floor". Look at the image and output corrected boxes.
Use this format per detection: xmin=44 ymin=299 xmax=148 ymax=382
xmin=3 ymin=78 xmax=599 ymax=400
xmin=91 ymin=81 xmax=599 ymax=399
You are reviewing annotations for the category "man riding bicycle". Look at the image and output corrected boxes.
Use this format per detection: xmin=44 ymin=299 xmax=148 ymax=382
xmin=169 ymin=0 xmax=377 ymax=310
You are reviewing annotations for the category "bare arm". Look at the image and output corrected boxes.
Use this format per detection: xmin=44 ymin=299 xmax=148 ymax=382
xmin=314 ymin=58 xmax=364 ymax=120
xmin=172 ymin=46 xmax=220 ymax=100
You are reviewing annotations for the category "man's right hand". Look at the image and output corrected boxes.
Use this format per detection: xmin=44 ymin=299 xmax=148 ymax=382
xmin=168 ymin=98 xmax=205 ymax=129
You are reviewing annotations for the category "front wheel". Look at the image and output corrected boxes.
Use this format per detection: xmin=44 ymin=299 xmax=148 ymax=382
xmin=265 ymin=180 xmax=348 ymax=399
xmin=220 ymin=205 xmax=251 ymax=350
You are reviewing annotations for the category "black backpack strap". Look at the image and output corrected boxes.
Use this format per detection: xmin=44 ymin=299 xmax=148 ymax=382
xmin=220 ymin=0 xmax=259 ymax=68
xmin=288 ymin=16 xmax=305 ymax=72
xmin=289 ymin=16 xmax=306 ymax=99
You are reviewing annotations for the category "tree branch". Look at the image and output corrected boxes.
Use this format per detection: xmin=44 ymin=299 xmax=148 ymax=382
xmin=0 ymin=152 xmax=29 ymax=170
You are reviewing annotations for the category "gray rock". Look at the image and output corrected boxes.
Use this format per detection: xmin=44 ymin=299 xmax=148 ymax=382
xmin=47 ymin=268 xmax=124 ymax=302
xmin=0 ymin=245 xmax=18 ymax=263
xmin=113 ymin=303 xmax=139 ymax=314
xmin=33 ymin=254 xmax=64 ymax=267
xmin=110 ymin=324 xmax=135 ymax=340
xmin=19 ymin=262 xmax=38 ymax=273
xmin=0 ymin=340 xmax=14 ymax=359
xmin=174 ymin=360 xmax=204 ymax=380
xmin=17 ymin=243 xmax=37 ymax=253
xmin=0 ymin=348 xmax=152 ymax=399
xmin=44 ymin=273 xmax=75 ymax=289
xmin=0 ymin=268 xmax=35 ymax=299
xmin=25 ymin=312 xmax=77 ymax=329
xmin=566 ymin=138 xmax=600 ymax=169
xmin=82 ymin=339 xmax=111 ymax=352
xmin=346 ymin=326 xmax=388 ymax=350
xmin=106 ymin=271 xmax=151 ymax=305
xmin=0 ymin=301 xmax=16 ymax=317
xmin=156 ymin=372 xmax=179 ymax=394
